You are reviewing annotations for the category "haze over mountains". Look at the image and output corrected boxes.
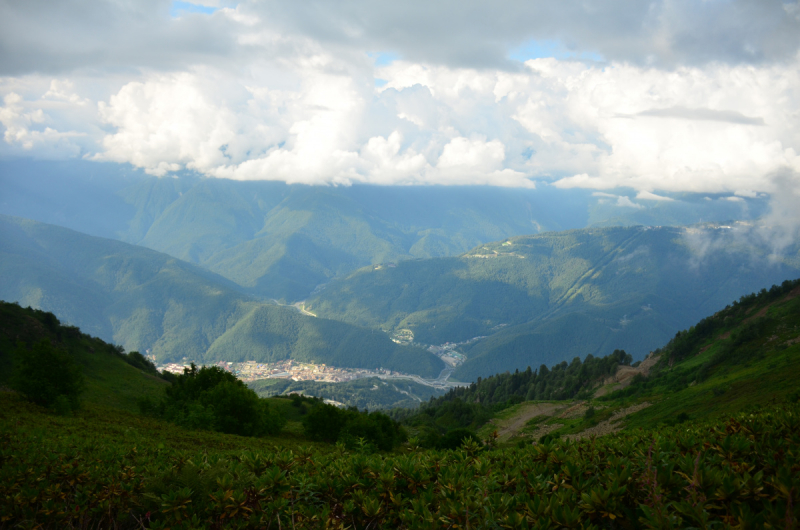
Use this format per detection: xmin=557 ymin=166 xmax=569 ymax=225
xmin=1 ymin=160 xmax=798 ymax=382
xmin=308 ymin=224 xmax=800 ymax=380
xmin=1 ymin=160 xmax=768 ymax=302
xmin=0 ymin=215 xmax=443 ymax=377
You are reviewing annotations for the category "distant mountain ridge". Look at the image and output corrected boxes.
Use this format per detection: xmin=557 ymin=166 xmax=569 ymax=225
xmin=306 ymin=224 xmax=800 ymax=380
xmin=0 ymin=215 xmax=443 ymax=377
xmin=1 ymin=159 xmax=768 ymax=302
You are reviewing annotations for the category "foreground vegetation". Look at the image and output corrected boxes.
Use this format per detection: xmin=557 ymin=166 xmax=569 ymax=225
xmin=2 ymin=280 xmax=799 ymax=528
xmin=2 ymin=391 xmax=798 ymax=529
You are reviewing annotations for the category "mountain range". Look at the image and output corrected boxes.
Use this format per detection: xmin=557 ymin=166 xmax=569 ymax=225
xmin=1 ymin=160 xmax=796 ymax=382
xmin=0 ymin=215 xmax=443 ymax=377
xmin=307 ymin=224 xmax=800 ymax=380
xmin=1 ymin=160 xmax=769 ymax=302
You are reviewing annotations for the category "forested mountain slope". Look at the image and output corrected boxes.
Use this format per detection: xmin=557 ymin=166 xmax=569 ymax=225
xmin=404 ymin=278 xmax=800 ymax=439
xmin=0 ymin=301 xmax=169 ymax=412
xmin=307 ymin=224 xmax=800 ymax=380
xmin=0 ymin=215 xmax=443 ymax=377
xmin=1 ymin=160 xmax=767 ymax=301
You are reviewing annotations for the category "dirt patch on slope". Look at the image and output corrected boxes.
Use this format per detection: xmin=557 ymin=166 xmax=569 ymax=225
xmin=558 ymin=401 xmax=588 ymax=419
xmin=563 ymin=402 xmax=651 ymax=441
xmin=594 ymin=352 xmax=661 ymax=398
xmin=490 ymin=402 xmax=566 ymax=441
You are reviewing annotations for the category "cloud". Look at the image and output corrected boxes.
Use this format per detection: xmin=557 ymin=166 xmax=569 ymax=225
xmin=3 ymin=54 xmax=799 ymax=194
xmin=206 ymin=0 xmax=800 ymax=68
xmin=636 ymin=191 xmax=674 ymax=201
xmin=615 ymin=196 xmax=644 ymax=209
xmin=0 ymin=86 xmax=94 ymax=158
xmin=0 ymin=1 xmax=798 ymax=203
xmin=2 ymin=0 xmax=799 ymax=80
xmin=633 ymin=106 xmax=765 ymax=126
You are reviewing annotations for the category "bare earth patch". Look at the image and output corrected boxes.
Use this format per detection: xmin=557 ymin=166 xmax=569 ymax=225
xmin=594 ymin=352 xmax=661 ymax=398
xmin=490 ymin=402 xmax=566 ymax=442
xmin=563 ymin=402 xmax=652 ymax=441
xmin=558 ymin=401 xmax=588 ymax=419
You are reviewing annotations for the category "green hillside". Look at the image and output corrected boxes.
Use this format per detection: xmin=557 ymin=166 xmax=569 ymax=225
xmin=0 ymin=216 xmax=443 ymax=377
xmin=405 ymin=279 xmax=800 ymax=441
xmin=0 ymin=302 xmax=169 ymax=412
xmin=2 ymin=160 xmax=769 ymax=303
xmin=121 ymin=180 xmax=571 ymax=301
xmin=307 ymin=224 xmax=800 ymax=380
xmin=2 ymin=280 xmax=799 ymax=528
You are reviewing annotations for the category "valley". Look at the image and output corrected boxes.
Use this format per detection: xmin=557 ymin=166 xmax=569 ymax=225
xmin=3 ymin=3 xmax=799 ymax=526
xmin=161 ymin=358 xmax=465 ymax=391
xmin=2 ymin=277 xmax=798 ymax=528
xmin=308 ymin=223 xmax=800 ymax=380
xmin=4 ymin=211 xmax=799 ymax=395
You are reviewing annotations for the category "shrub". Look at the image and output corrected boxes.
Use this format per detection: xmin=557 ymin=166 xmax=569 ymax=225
xmin=303 ymin=403 xmax=407 ymax=450
xmin=10 ymin=340 xmax=85 ymax=412
xmin=143 ymin=364 xmax=285 ymax=437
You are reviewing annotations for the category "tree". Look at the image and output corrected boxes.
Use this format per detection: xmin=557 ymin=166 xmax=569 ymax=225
xmin=11 ymin=340 xmax=85 ymax=413
xmin=303 ymin=403 xmax=346 ymax=443
xmin=144 ymin=365 xmax=285 ymax=436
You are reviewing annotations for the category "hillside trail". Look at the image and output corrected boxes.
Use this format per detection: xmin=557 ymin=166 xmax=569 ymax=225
xmin=490 ymin=402 xmax=566 ymax=441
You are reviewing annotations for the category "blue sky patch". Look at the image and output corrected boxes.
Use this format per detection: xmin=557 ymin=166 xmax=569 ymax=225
xmin=369 ymin=52 xmax=399 ymax=66
xmin=170 ymin=1 xmax=218 ymax=18
xmin=509 ymin=39 xmax=604 ymax=62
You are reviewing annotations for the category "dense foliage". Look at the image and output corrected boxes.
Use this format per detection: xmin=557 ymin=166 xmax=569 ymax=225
xmin=302 ymin=402 xmax=407 ymax=452
xmin=123 ymin=349 xmax=161 ymax=377
xmin=2 ymin=391 xmax=798 ymax=529
xmin=9 ymin=339 xmax=85 ymax=413
xmin=139 ymin=364 xmax=286 ymax=437
xmin=399 ymin=349 xmax=632 ymax=433
xmin=0 ymin=302 xmax=172 ymax=413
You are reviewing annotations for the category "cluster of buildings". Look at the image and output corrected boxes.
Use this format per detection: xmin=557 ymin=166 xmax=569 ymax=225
xmin=157 ymin=358 xmax=406 ymax=384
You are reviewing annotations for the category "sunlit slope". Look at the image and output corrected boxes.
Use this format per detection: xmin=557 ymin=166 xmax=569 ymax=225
xmin=0 ymin=302 xmax=169 ymax=412
xmin=620 ymin=281 xmax=800 ymax=428
xmin=307 ymin=225 xmax=800 ymax=380
xmin=0 ymin=215 xmax=444 ymax=376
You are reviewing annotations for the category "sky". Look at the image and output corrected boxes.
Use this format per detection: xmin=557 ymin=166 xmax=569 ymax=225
xmin=1 ymin=0 xmax=799 ymax=204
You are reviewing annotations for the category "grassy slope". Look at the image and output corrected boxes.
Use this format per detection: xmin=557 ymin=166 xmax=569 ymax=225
xmin=0 ymin=216 xmax=444 ymax=377
xmin=308 ymin=225 xmax=800 ymax=380
xmin=479 ymin=282 xmax=800 ymax=444
xmin=0 ymin=302 xmax=168 ymax=413
xmin=0 ymin=301 xmax=322 ymax=441
xmin=622 ymin=287 xmax=800 ymax=429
